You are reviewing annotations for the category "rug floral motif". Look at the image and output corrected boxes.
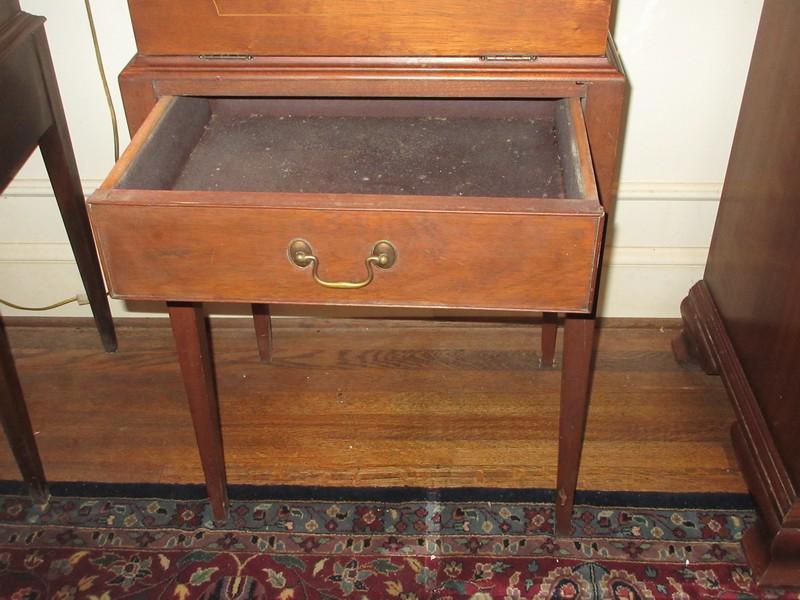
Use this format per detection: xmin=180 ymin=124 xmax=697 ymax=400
xmin=0 ymin=493 xmax=793 ymax=599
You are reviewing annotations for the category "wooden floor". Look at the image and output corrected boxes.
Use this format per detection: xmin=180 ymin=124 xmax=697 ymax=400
xmin=0 ymin=318 xmax=746 ymax=494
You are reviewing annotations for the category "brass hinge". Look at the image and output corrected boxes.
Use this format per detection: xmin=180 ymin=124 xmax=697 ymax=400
xmin=480 ymin=54 xmax=538 ymax=62
xmin=198 ymin=54 xmax=254 ymax=61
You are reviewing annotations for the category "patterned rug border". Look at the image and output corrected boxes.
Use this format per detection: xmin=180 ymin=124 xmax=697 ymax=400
xmin=0 ymin=480 xmax=755 ymax=510
xmin=0 ymin=484 xmax=784 ymax=599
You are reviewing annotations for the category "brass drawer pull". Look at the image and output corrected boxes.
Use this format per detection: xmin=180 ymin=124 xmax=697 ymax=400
xmin=288 ymin=239 xmax=397 ymax=290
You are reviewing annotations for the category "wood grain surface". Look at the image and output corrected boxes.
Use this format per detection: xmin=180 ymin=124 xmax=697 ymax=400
xmin=0 ymin=319 xmax=746 ymax=493
xmin=127 ymin=0 xmax=612 ymax=57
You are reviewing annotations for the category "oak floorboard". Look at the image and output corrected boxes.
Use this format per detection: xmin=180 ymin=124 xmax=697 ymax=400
xmin=0 ymin=318 xmax=746 ymax=493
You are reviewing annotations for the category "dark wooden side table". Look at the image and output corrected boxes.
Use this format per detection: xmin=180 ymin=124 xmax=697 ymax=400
xmin=0 ymin=0 xmax=115 ymax=351
xmin=674 ymin=0 xmax=800 ymax=588
xmin=0 ymin=0 xmax=118 ymax=500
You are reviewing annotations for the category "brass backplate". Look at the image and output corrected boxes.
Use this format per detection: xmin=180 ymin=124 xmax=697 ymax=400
xmin=372 ymin=241 xmax=397 ymax=269
xmin=288 ymin=239 xmax=314 ymax=267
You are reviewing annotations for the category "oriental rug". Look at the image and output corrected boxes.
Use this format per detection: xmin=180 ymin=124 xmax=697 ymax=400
xmin=0 ymin=483 xmax=791 ymax=599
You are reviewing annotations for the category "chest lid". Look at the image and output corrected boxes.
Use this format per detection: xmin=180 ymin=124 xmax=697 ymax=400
xmin=127 ymin=0 xmax=613 ymax=58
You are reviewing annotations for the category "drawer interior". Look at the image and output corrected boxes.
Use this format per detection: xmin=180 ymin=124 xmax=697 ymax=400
xmin=116 ymin=97 xmax=596 ymax=202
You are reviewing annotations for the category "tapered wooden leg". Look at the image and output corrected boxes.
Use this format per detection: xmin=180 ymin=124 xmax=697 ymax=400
xmin=34 ymin=30 xmax=116 ymax=353
xmin=0 ymin=318 xmax=48 ymax=503
xmin=39 ymin=124 xmax=116 ymax=353
xmin=555 ymin=315 xmax=596 ymax=536
xmin=540 ymin=312 xmax=558 ymax=368
xmin=252 ymin=304 xmax=273 ymax=363
xmin=168 ymin=302 xmax=229 ymax=522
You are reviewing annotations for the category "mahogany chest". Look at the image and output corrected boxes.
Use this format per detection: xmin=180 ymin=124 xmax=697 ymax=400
xmin=675 ymin=0 xmax=800 ymax=587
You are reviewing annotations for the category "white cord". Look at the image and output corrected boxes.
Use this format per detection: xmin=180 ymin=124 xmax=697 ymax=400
xmin=84 ymin=0 xmax=120 ymax=162
xmin=0 ymin=296 xmax=80 ymax=312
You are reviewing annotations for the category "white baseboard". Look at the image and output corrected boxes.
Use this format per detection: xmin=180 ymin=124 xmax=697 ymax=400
xmin=617 ymin=181 xmax=722 ymax=201
xmin=1 ymin=180 xmax=720 ymax=318
xmin=2 ymin=178 xmax=105 ymax=198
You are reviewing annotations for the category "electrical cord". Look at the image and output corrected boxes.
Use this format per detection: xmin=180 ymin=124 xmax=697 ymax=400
xmin=84 ymin=0 xmax=120 ymax=162
xmin=0 ymin=295 xmax=82 ymax=312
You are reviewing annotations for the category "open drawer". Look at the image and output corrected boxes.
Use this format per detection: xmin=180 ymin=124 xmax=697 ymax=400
xmin=88 ymin=96 xmax=604 ymax=313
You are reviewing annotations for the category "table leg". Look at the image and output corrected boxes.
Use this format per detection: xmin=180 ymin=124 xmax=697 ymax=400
xmin=35 ymin=27 xmax=116 ymax=353
xmin=540 ymin=312 xmax=558 ymax=368
xmin=555 ymin=315 xmax=596 ymax=536
xmin=251 ymin=304 xmax=272 ymax=363
xmin=168 ymin=302 xmax=229 ymax=523
xmin=0 ymin=318 xmax=48 ymax=503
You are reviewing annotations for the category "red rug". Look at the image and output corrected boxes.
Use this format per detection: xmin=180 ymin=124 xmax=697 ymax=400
xmin=0 ymin=484 xmax=791 ymax=599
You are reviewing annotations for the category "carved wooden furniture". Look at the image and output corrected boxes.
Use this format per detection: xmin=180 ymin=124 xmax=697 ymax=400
xmin=0 ymin=0 xmax=119 ymax=502
xmin=90 ymin=0 xmax=627 ymax=535
xmin=674 ymin=0 xmax=800 ymax=587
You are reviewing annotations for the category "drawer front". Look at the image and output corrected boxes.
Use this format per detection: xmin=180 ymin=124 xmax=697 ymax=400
xmin=90 ymin=203 xmax=602 ymax=312
xmin=128 ymin=0 xmax=612 ymax=57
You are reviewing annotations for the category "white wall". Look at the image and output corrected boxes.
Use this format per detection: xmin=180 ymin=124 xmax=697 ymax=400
xmin=601 ymin=0 xmax=764 ymax=316
xmin=1 ymin=0 xmax=764 ymax=318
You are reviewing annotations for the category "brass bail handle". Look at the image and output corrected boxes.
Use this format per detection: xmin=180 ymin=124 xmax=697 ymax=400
xmin=288 ymin=239 xmax=397 ymax=290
